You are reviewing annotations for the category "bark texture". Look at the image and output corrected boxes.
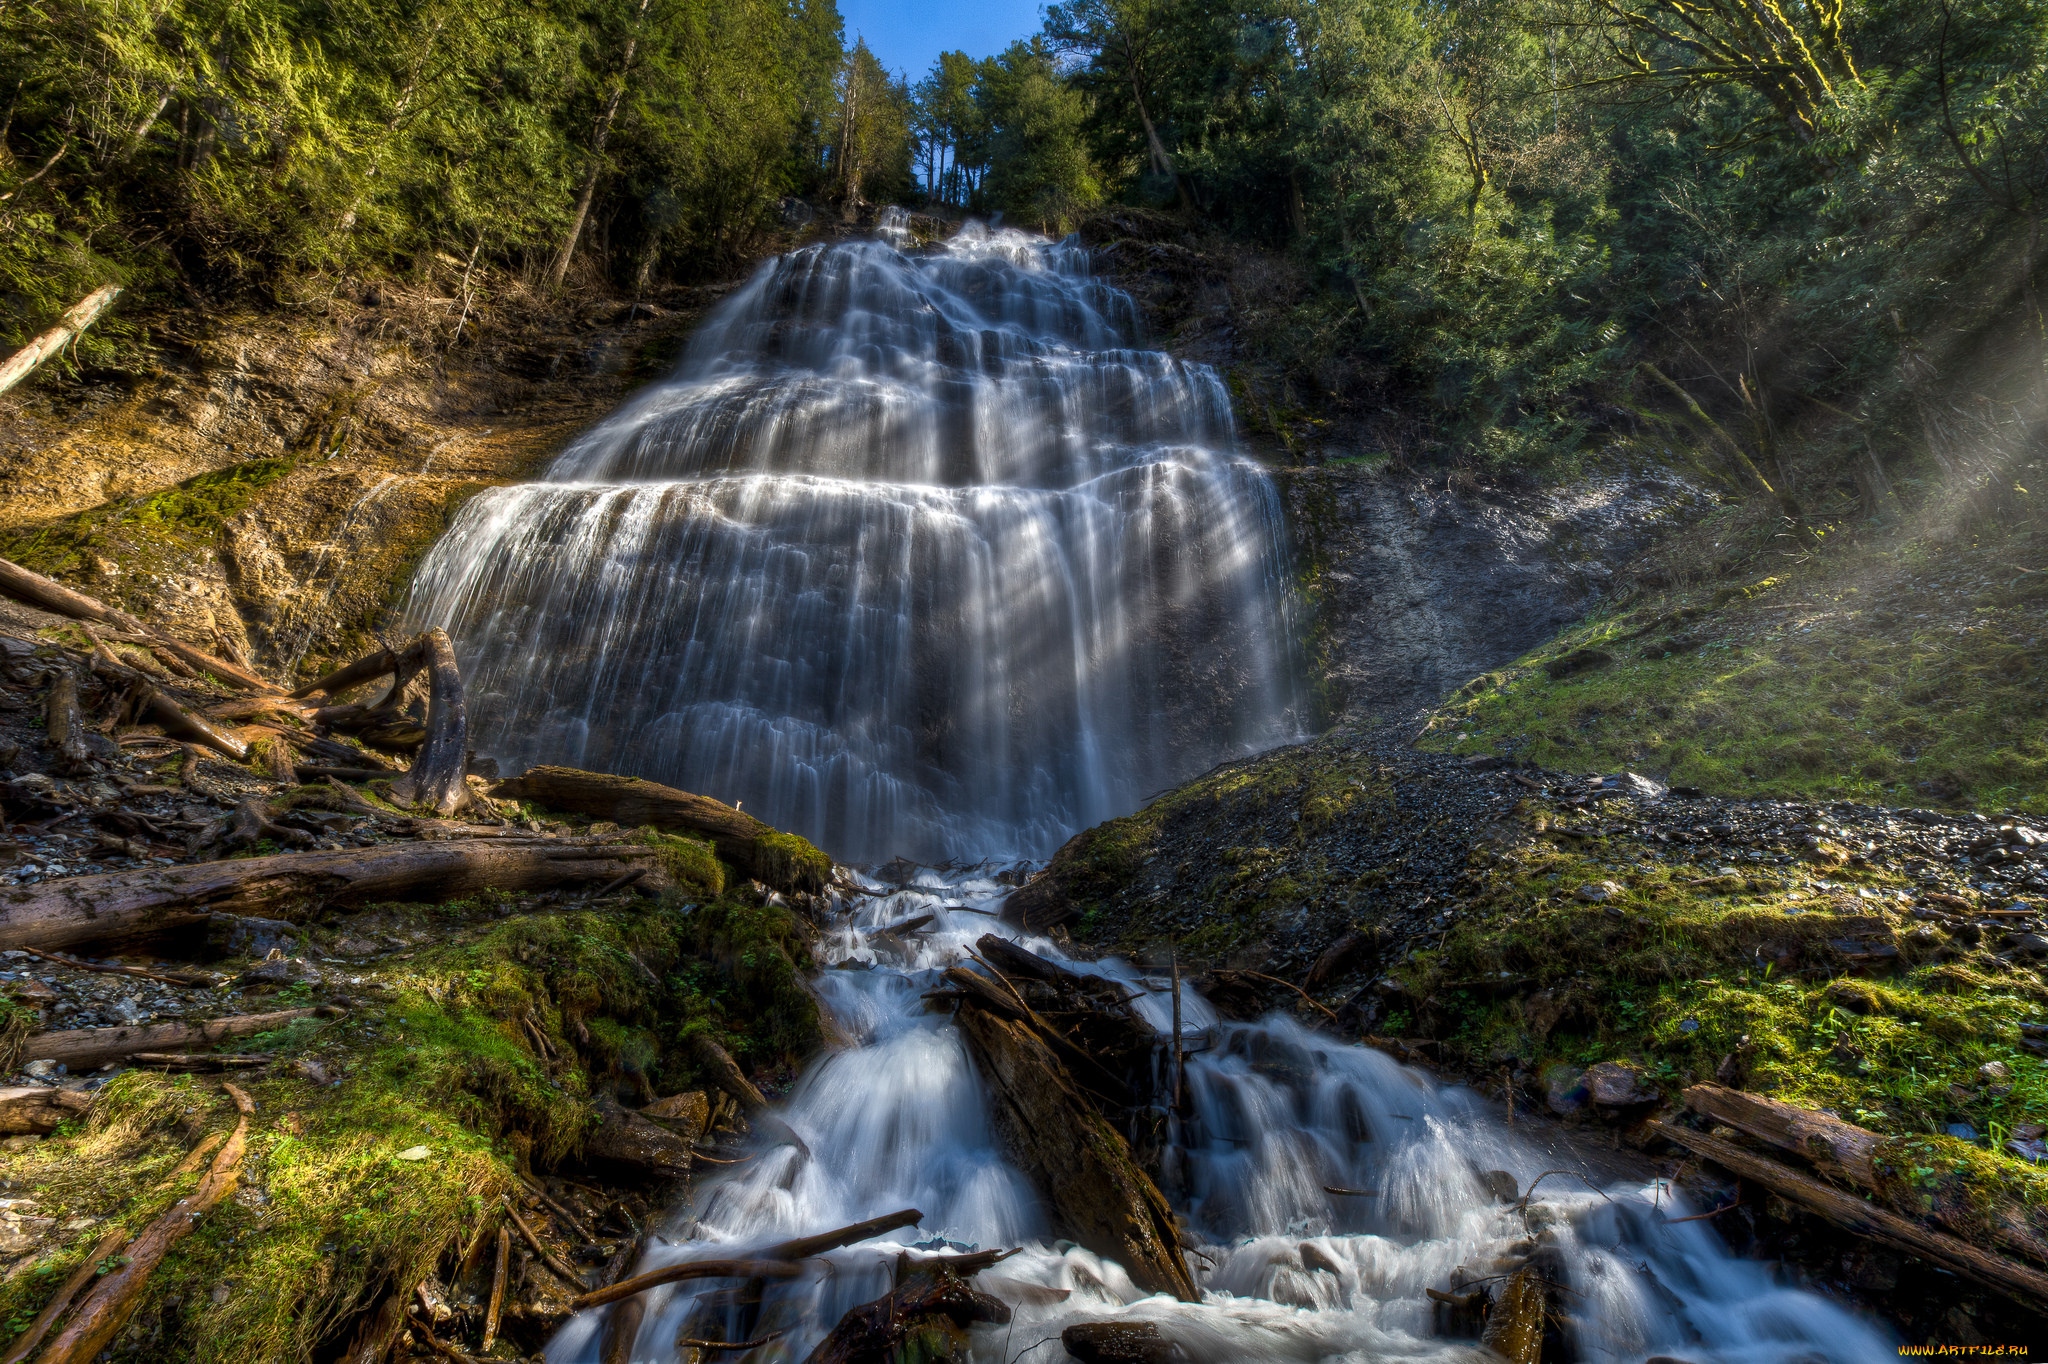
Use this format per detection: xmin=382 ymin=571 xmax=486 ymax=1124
xmin=0 ymin=838 xmax=666 ymax=952
xmin=489 ymin=766 xmax=830 ymax=893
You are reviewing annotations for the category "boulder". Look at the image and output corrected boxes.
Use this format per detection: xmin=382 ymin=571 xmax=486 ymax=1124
xmin=1060 ymin=1321 xmax=1181 ymax=1364
xmin=640 ymin=1090 xmax=710 ymax=1143
xmin=1543 ymin=1065 xmax=1588 ymax=1115
xmin=582 ymin=1098 xmax=693 ymax=1180
xmin=1585 ymin=1061 xmax=1659 ymax=1109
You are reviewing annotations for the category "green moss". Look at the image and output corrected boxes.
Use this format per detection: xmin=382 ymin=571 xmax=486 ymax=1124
xmin=748 ymin=830 xmax=832 ymax=894
xmin=0 ymin=458 xmax=294 ymax=601
xmin=1393 ymin=829 xmax=2046 ymax=1179
xmin=1419 ymin=537 xmax=2048 ymax=813
xmin=629 ymin=829 xmax=725 ymax=900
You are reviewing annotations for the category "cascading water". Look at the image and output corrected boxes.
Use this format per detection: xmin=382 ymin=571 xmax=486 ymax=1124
xmin=410 ymin=220 xmax=1894 ymax=1361
xmin=407 ymin=215 xmax=1302 ymax=862
xmin=548 ymin=876 xmax=1897 ymax=1364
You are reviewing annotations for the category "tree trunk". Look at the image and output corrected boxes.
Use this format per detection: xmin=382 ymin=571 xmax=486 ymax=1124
xmin=547 ymin=0 xmax=650 ymax=291
xmin=1649 ymin=1119 xmax=2048 ymax=1310
xmin=0 ymin=286 xmax=121 ymax=397
xmin=1683 ymin=1084 xmax=2048 ymax=1269
xmin=0 ymin=1085 xmax=92 ymax=1134
xmin=488 ymin=766 xmax=830 ymax=892
xmin=951 ymin=997 xmax=1199 ymax=1301
xmin=388 ymin=628 xmax=469 ymax=816
xmin=23 ymin=1007 xmax=339 ymax=1071
xmin=0 ymin=837 xmax=666 ymax=953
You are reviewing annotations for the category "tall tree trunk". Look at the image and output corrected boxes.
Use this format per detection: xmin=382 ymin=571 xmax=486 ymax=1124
xmin=1118 ymin=36 xmax=1191 ymax=213
xmin=548 ymin=0 xmax=650 ymax=290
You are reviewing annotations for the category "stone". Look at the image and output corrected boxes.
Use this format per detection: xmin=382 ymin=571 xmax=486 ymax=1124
xmin=1543 ymin=1065 xmax=1588 ymax=1115
xmin=640 ymin=1090 xmax=710 ymax=1143
xmin=1945 ymin=1123 xmax=1978 ymax=1141
xmin=1978 ymin=1061 xmax=2012 ymax=1083
xmin=237 ymin=950 xmax=324 ymax=986
xmin=1574 ymin=881 xmax=1624 ymax=903
xmin=6 ymin=978 xmax=56 ymax=1008
xmin=2006 ymin=932 xmax=2048 ymax=959
xmin=1060 ymin=1322 xmax=1181 ymax=1364
xmin=328 ymin=935 xmax=381 ymax=958
xmin=1543 ymin=649 xmax=1613 ymax=680
xmin=1617 ymin=771 xmax=1668 ymax=800
xmin=584 ymin=1097 xmax=695 ymax=1180
xmin=1585 ymin=1061 xmax=1658 ymax=1109
xmin=1478 ymin=1169 xmax=1519 ymax=1203
xmin=395 ymin=1146 xmax=431 ymax=1161
xmin=210 ymin=914 xmax=302 ymax=958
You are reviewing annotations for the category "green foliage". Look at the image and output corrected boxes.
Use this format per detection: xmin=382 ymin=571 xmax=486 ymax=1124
xmin=1034 ymin=0 xmax=2048 ymax=482
xmin=0 ymin=0 xmax=848 ymax=365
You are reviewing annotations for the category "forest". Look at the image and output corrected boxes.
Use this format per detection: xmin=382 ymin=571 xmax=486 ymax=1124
xmin=6 ymin=0 xmax=2046 ymax=498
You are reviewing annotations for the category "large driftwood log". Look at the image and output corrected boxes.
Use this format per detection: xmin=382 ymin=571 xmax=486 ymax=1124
xmin=0 ymin=838 xmax=667 ymax=952
xmin=488 ymin=767 xmax=830 ymax=894
xmin=36 ymin=1083 xmax=252 ymax=1364
xmin=1649 ymin=1119 xmax=2048 ymax=1310
xmin=952 ymin=995 xmax=1199 ymax=1301
xmin=1683 ymin=1083 xmax=2048 ymax=1269
xmin=800 ymin=1261 xmax=1010 ymax=1364
xmin=0 ymin=555 xmax=272 ymax=691
xmin=23 ymin=1007 xmax=340 ymax=1070
xmin=387 ymin=629 xmax=469 ymax=817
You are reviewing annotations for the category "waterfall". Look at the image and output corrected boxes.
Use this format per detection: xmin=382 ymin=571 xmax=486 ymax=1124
xmin=407 ymin=216 xmax=1303 ymax=862
xmin=547 ymin=872 xmax=1898 ymax=1364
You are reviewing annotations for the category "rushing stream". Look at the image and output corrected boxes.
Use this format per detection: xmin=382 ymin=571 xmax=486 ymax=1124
xmin=410 ymin=220 xmax=1896 ymax=1360
xmin=548 ymin=873 xmax=1897 ymax=1363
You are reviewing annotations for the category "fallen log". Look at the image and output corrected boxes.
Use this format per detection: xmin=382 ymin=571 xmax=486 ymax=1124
xmin=0 ymin=1085 xmax=92 ymax=1135
xmin=36 ymin=1082 xmax=252 ymax=1364
xmin=952 ymin=999 xmax=1199 ymax=1301
xmin=0 ymin=555 xmax=272 ymax=691
xmin=689 ymin=1034 xmax=768 ymax=1108
xmin=44 ymin=669 xmax=91 ymax=774
xmin=12 ymin=945 xmax=218 ymax=988
xmin=1649 ymin=1119 xmax=2048 ymax=1310
xmin=488 ymin=766 xmax=830 ymax=894
xmin=0 ymin=1225 xmax=127 ymax=1364
xmin=569 ymin=1260 xmax=808 ymax=1313
xmin=569 ymin=1209 xmax=924 ymax=1311
xmin=801 ymin=1261 xmax=1010 ymax=1364
xmin=128 ymin=1052 xmax=269 ymax=1071
xmin=1478 ymin=1267 xmax=1544 ymax=1364
xmin=0 ymin=837 xmax=667 ymax=953
xmin=584 ymin=1097 xmax=694 ymax=1181
xmin=0 ymin=285 xmax=121 ymax=397
xmin=1683 ymin=1083 xmax=2048 ymax=1269
xmin=23 ymin=1006 xmax=341 ymax=1070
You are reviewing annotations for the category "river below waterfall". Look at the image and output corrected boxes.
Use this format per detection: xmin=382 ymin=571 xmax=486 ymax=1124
xmin=546 ymin=871 xmax=1897 ymax=1364
xmin=408 ymin=219 xmax=1900 ymax=1361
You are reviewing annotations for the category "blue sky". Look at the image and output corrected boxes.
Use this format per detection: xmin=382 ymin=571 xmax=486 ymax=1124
xmin=838 ymin=0 xmax=1045 ymax=80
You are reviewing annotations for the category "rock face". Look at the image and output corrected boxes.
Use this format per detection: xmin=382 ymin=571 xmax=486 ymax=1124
xmin=1279 ymin=467 xmax=1703 ymax=722
xmin=0 ymin=286 xmax=717 ymax=682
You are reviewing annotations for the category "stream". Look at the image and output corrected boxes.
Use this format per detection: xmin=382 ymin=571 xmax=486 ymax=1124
xmin=411 ymin=220 xmax=1900 ymax=1361
xmin=547 ymin=873 xmax=1897 ymax=1363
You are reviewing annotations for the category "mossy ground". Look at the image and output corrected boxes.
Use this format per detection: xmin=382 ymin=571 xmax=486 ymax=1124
xmin=1419 ymin=508 xmax=2048 ymax=816
xmin=1374 ymin=801 xmax=2048 ymax=1245
xmin=0 ymin=872 xmax=821 ymax=1362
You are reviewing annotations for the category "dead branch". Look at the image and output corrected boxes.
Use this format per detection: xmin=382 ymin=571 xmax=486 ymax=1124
xmin=35 ymin=1083 xmax=252 ymax=1364
xmin=0 ymin=1225 xmax=126 ymax=1364
xmin=0 ymin=555 xmax=271 ymax=691
xmin=23 ymin=1007 xmax=342 ymax=1070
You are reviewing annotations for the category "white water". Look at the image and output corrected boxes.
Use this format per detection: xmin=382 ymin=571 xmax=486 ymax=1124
xmin=408 ymin=216 xmax=1302 ymax=863
xmin=548 ymin=873 xmax=1896 ymax=1364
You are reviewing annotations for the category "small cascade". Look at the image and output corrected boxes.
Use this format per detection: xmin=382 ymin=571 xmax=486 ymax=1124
xmin=547 ymin=872 xmax=1897 ymax=1364
xmin=407 ymin=217 xmax=1303 ymax=863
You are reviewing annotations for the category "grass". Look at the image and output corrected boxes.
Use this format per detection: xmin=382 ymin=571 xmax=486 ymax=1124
xmin=1419 ymin=519 xmax=2048 ymax=815
xmin=0 ymin=879 xmax=823 ymax=1363
xmin=1390 ymin=805 xmax=2047 ymax=1196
